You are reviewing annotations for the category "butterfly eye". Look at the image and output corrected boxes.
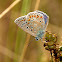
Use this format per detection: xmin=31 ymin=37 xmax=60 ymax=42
xmin=35 ymin=37 xmax=39 ymax=41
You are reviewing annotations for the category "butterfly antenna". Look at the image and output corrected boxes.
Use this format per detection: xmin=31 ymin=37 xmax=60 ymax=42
xmin=28 ymin=40 xmax=32 ymax=46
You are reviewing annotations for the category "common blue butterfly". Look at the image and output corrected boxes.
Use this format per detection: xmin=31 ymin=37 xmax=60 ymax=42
xmin=14 ymin=10 xmax=49 ymax=41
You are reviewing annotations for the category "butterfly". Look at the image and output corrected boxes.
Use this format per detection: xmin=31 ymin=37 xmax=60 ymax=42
xmin=14 ymin=10 xmax=49 ymax=41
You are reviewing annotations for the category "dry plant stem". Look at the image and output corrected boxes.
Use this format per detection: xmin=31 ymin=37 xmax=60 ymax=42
xmin=0 ymin=0 xmax=21 ymax=60
xmin=0 ymin=45 xmax=20 ymax=60
xmin=54 ymin=49 xmax=59 ymax=62
xmin=0 ymin=0 xmax=21 ymax=19
xmin=50 ymin=51 xmax=53 ymax=62
xmin=19 ymin=0 xmax=40 ymax=62
xmin=19 ymin=34 xmax=31 ymax=62
xmin=34 ymin=0 xmax=40 ymax=10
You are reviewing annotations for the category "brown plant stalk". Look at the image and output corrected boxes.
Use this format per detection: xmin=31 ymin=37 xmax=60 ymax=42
xmin=0 ymin=45 xmax=20 ymax=60
xmin=19 ymin=0 xmax=41 ymax=62
xmin=0 ymin=0 xmax=21 ymax=19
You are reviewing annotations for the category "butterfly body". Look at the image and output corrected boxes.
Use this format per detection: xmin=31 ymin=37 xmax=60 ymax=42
xmin=14 ymin=10 xmax=49 ymax=41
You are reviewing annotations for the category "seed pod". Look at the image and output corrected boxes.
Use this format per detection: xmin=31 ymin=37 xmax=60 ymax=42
xmin=59 ymin=47 xmax=62 ymax=51
xmin=45 ymin=46 xmax=49 ymax=50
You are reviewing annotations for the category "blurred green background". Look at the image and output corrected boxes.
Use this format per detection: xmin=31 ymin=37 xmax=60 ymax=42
xmin=0 ymin=0 xmax=62 ymax=62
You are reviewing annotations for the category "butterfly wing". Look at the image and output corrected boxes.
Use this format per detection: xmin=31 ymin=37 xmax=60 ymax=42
xmin=26 ymin=12 xmax=46 ymax=40
xmin=35 ymin=10 xmax=49 ymax=28
xmin=14 ymin=10 xmax=49 ymax=41
xmin=14 ymin=15 xmax=36 ymax=37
